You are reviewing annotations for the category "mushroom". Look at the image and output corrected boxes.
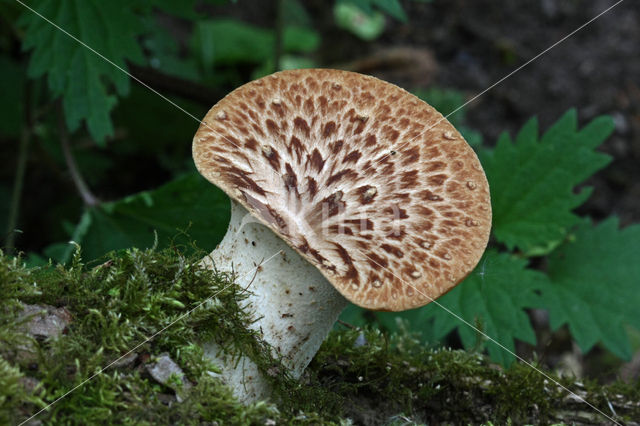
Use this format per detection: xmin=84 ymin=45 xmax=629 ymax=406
xmin=192 ymin=69 xmax=491 ymax=401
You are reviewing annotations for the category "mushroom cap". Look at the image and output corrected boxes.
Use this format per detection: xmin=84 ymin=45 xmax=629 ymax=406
xmin=193 ymin=69 xmax=491 ymax=311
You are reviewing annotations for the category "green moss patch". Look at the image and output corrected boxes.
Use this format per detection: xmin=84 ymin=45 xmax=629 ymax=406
xmin=0 ymin=248 xmax=638 ymax=425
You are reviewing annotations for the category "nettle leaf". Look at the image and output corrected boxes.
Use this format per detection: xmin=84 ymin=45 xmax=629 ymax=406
xmin=340 ymin=251 xmax=548 ymax=365
xmin=420 ymin=250 xmax=548 ymax=365
xmin=21 ymin=0 xmax=144 ymax=144
xmin=63 ymin=173 xmax=230 ymax=262
xmin=543 ymin=218 xmax=640 ymax=360
xmin=480 ymin=110 xmax=613 ymax=256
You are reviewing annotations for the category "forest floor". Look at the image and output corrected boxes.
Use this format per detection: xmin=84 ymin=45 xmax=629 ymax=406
xmin=3 ymin=248 xmax=639 ymax=425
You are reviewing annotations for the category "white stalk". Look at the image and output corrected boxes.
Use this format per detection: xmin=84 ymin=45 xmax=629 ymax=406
xmin=201 ymin=200 xmax=349 ymax=402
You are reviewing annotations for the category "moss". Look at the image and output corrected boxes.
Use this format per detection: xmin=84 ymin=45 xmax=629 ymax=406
xmin=0 ymin=248 xmax=638 ymax=425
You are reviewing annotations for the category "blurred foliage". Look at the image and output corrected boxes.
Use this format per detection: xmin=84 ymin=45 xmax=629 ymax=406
xmin=2 ymin=0 xmax=639 ymax=373
xmin=191 ymin=20 xmax=319 ymax=69
xmin=28 ymin=173 xmax=230 ymax=266
xmin=334 ymin=2 xmax=386 ymax=41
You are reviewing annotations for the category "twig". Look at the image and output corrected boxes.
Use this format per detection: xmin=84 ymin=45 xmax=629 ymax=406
xmin=57 ymin=105 xmax=100 ymax=207
xmin=337 ymin=319 xmax=358 ymax=330
xmin=5 ymin=81 xmax=33 ymax=254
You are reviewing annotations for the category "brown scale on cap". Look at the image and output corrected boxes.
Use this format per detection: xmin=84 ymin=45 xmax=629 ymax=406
xmin=193 ymin=69 xmax=491 ymax=311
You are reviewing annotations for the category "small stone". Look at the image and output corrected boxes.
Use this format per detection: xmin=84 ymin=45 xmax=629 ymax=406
xmin=466 ymin=181 xmax=477 ymax=190
xmin=146 ymin=353 xmax=192 ymax=401
xmin=465 ymin=219 xmax=479 ymax=227
xmin=19 ymin=304 xmax=71 ymax=340
xmin=215 ymin=111 xmax=227 ymax=120
xmin=410 ymin=271 xmax=422 ymax=278
xmin=272 ymin=98 xmax=282 ymax=105
xmin=443 ymin=253 xmax=452 ymax=260
xmin=372 ymin=279 xmax=383 ymax=288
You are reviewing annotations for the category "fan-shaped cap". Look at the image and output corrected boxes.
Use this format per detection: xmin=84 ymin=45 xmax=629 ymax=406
xmin=193 ymin=69 xmax=491 ymax=311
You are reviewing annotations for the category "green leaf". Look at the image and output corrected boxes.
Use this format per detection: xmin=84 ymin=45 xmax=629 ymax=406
xmin=420 ymin=250 xmax=548 ymax=365
xmin=20 ymin=0 xmax=144 ymax=144
xmin=283 ymin=26 xmax=321 ymax=53
xmin=193 ymin=19 xmax=272 ymax=68
xmin=62 ymin=173 xmax=230 ymax=262
xmin=334 ymin=2 xmax=385 ymax=41
xmin=543 ymin=218 xmax=640 ymax=360
xmin=480 ymin=110 xmax=613 ymax=255
xmin=191 ymin=19 xmax=319 ymax=70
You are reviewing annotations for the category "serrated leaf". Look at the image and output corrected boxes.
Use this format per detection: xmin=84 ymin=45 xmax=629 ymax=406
xmin=480 ymin=110 xmax=613 ymax=255
xmin=419 ymin=250 xmax=548 ymax=365
xmin=61 ymin=173 xmax=230 ymax=262
xmin=543 ymin=218 xmax=640 ymax=360
xmin=20 ymin=0 xmax=144 ymax=144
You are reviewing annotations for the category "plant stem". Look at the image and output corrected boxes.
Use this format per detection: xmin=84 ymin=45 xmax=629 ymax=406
xmin=5 ymin=83 xmax=33 ymax=254
xmin=57 ymin=105 xmax=99 ymax=207
xmin=273 ymin=0 xmax=284 ymax=71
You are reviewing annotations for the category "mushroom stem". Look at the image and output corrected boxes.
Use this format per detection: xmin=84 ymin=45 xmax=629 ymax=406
xmin=201 ymin=200 xmax=349 ymax=402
